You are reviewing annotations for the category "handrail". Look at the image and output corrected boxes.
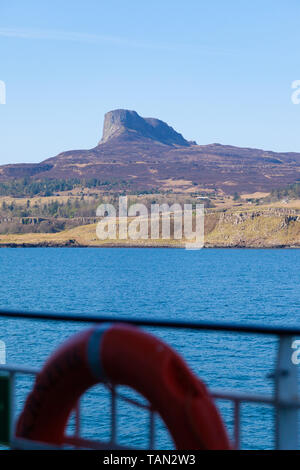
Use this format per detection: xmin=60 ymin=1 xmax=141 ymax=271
xmin=0 ymin=309 xmax=300 ymax=336
xmin=1 ymin=310 xmax=299 ymax=450
xmin=1 ymin=363 xmax=299 ymax=408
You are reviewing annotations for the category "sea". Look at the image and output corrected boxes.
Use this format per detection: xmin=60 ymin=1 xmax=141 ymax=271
xmin=0 ymin=247 xmax=299 ymax=450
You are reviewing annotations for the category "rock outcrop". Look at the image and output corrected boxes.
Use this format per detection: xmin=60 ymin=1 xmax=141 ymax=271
xmin=204 ymin=209 xmax=300 ymax=248
xmin=99 ymin=109 xmax=191 ymax=146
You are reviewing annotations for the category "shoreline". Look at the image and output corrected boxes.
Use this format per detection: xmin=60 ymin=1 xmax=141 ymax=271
xmin=0 ymin=209 xmax=299 ymax=249
xmin=0 ymin=242 xmax=299 ymax=249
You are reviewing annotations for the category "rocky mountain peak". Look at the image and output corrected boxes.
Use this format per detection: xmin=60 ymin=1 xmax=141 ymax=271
xmin=99 ymin=109 xmax=192 ymax=146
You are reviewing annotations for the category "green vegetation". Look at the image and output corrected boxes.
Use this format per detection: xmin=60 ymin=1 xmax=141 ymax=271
xmin=0 ymin=191 xmax=216 ymax=235
xmin=0 ymin=178 xmax=76 ymax=197
xmin=0 ymin=178 xmax=131 ymax=197
xmin=0 ymin=197 xmax=101 ymax=234
xmin=1 ymin=197 xmax=100 ymax=219
xmin=266 ymin=182 xmax=300 ymax=201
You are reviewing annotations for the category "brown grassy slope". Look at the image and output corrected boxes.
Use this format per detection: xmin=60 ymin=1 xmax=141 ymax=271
xmin=1 ymin=140 xmax=300 ymax=195
xmin=205 ymin=212 xmax=300 ymax=247
xmin=0 ymin=210 xmax=299 ymax=247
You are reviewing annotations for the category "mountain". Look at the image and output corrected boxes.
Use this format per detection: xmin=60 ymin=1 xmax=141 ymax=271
xmin=0 ymin=109 xmax=300 ymax=195
xmin=99 ymin=109 xmax=192 ymax=146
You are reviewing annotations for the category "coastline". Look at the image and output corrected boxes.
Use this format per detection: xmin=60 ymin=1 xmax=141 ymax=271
xmin=0 ymin=208 xmax=299 ymax=249
xmin=0 ymin=242 xmax=299 ymax=249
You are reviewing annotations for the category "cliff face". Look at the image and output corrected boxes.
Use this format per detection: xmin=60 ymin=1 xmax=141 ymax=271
xmin=99 ymin=109 xmax=191 ymax=146
xmin=204 ymin=208 xmax=300 ymax=248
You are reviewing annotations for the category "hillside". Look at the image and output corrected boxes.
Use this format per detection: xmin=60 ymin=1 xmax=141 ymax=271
xmin=0 ymin=207 xmax=299 ymax=248
xmin=0 ymin=109 xmax=299 ymax=196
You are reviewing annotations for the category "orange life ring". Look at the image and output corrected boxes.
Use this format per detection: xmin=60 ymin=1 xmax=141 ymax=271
xmin=16 ymin=323 xmax=231 ymax=449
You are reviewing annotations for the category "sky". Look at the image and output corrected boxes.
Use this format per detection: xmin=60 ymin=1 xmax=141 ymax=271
xmin=0 ymin=0 xmax=300 ymax=164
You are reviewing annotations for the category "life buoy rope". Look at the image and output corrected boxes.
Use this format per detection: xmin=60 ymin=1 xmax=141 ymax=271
xmin=16 ymin=323 xmax=231 ymax=450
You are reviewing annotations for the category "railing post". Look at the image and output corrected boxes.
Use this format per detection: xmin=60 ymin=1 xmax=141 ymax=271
xmin=233 ymin=400 xmax=241 ymax=450
xmin=275 ymin=335 xmax=298 ymax=449
xmin=9 ymin=371 xmax=15 ymax=445
xmin=74 ymin=399 xmax=81 ymax=439
xmin=111 ymin=385 xmax=117 ymax=444
xmin=149 ymin=408 xmax=155 ymax=449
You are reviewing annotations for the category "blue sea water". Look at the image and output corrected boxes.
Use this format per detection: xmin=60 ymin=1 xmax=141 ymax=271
xmin=0 ymin=247 xmax=299 ymax=450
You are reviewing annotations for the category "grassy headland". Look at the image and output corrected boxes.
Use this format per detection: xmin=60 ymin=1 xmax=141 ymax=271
xmin=0 ymin=185 xmax=299 ymax=248
xmin=0 ymin=205 xmax=299 ymax=248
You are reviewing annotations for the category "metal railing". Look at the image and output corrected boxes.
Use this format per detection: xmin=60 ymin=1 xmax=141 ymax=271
xmin=0 ymin=309 xmax=300 ymax=450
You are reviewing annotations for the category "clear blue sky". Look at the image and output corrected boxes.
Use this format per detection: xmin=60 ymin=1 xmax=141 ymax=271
xmin=0 ymin=0 xmax=300 ymax=164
